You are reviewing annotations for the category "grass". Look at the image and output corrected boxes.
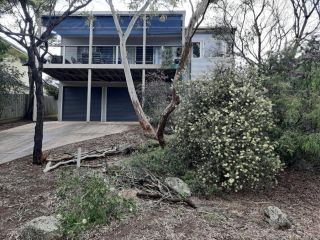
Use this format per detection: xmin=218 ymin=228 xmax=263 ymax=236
xmin=57 ymin=171 xmax=136 ymax=238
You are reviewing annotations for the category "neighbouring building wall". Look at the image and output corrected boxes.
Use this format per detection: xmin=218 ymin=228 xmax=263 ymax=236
xmin=190 ymin=32 xmax=234 ymax=80
xmin=3 ymin=56 xmax=29 ymax=89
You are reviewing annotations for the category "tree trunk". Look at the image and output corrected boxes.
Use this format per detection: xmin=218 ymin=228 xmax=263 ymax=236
xmin=25 ymin=66 xmax=34 ymax=120
xmin=119 ymin=40 xmax=156 ymax=137
xmin=156 ymin=43 xmax=192 ymax=147
xmin=155 ymin=0 xmax=211 ymax=147
xmin=32 ymin=67 xmax=44 ymax=165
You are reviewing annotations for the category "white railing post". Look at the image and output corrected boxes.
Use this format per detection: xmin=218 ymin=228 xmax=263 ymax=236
xmin=63 ymin=45 xmax=66 ymax=64
xmin=115 ymin=46 xmax=119 ymax=64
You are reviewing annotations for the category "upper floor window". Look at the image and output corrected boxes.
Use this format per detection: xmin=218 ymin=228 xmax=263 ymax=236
xmin=212 ymin=39 xmax=226 ymax=57
xmin=192 ymin=42 xmax=201 ymax=58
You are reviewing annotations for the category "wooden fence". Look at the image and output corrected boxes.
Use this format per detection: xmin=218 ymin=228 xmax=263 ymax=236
xmin=0 ymin=94 xmax=58 ymax=123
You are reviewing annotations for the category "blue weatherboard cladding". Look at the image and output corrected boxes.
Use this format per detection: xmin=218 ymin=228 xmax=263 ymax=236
xmin=107 ymin=87 xmax=137 ymax=121
xmin=63 ymin=87 xmax=102 ymax=121
xmin=42 ymin=14 xmax=182 ymax=36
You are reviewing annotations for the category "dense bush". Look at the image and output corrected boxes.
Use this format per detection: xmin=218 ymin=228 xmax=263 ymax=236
xmin=0 ymin=63 xmax=25 ymax=118
xmin=57 ymin=172 xmax=135 ymax=238
xmin=173 ymin=69 xmax=282 ymax=191
xmin=264 ymin=38 xmax=320 ymax=169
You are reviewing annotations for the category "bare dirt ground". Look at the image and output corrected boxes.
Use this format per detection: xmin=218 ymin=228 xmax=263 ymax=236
xmin=0 ymin=127 xmax=319 ymax=240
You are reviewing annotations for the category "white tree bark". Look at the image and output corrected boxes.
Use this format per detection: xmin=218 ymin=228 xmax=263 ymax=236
xmin=107 ymin=0 xmax=156 ymax=136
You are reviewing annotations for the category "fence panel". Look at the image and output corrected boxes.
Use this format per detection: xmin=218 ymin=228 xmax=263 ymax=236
xmin=0 ymin=94 xmax=58 ymax=123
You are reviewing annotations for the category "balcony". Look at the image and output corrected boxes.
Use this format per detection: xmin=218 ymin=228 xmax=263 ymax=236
xmin=45 ymin=45 xmax=181 ymax=69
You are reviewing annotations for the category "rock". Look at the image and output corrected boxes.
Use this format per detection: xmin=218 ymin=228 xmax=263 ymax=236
xmin=165 ymin=177 xmax=191 ymax=197
xmin=117 ymin=144 xmax=133 ymax=154
xmin=264 ymin=206 xmax=292 ymax=229
xmin=19 ymin=215 xmax=62 ymax=240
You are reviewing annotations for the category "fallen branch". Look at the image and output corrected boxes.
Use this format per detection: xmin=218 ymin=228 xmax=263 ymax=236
xmin=137 ymin=191 xmax=197 ymax=208
xmin=43 ymin=145 xmax=134 ymax=172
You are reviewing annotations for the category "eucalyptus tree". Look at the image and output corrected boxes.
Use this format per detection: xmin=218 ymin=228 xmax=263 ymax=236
xmin=213 ymin=0 xmax=320 ymax=69
xmin=107 ymin=0 xmax=216 ymax=146
xmin=0 ymin=0 xmax=92 ymax=164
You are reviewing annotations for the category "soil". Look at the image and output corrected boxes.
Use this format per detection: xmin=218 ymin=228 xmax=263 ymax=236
xmin=0 ymin=127 xmax=319 ymax=240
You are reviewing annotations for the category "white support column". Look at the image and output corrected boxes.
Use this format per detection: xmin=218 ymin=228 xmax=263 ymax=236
xmin=101 ymin=87 xmax=106 ymax=122
xmin=86 ymin=69 xmax=92 ymax=122
xmin=58 ymin=82 xmax=63 ymax=121
xmin=86 ymin=14 xmax=93 ymax=122
xmin=142 ymin=14 xmax=147 ymax=106
xmin=88 ymin=14 xmax=93 ymax=65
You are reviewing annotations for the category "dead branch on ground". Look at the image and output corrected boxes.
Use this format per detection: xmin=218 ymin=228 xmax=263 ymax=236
xmin=43 ymin=145 xmax=134 ymax=173
xmin=119 ymin=168 xmax=197 ymax=209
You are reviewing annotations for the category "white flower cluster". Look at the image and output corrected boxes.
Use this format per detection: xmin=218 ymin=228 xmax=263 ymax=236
xmin=174 ymin=69 xmax=282 ymax=191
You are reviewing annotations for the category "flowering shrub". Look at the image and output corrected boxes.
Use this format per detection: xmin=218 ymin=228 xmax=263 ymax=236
xmin=174 ymin=69 xmax=282 ymax=191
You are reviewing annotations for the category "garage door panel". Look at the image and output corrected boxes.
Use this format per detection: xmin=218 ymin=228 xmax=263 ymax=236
xmin=62 ymin=87 xmax=102 ymax=121
xmin=107 ymin=87 xmax=137 ymax=121
xmin=90 ymin=87 xmax=102 ymax=121
xmin=63 ymin=87 xmax=87 ymax=121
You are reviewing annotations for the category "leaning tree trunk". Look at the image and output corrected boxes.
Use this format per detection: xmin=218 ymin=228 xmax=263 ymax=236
xmin=156 ymin=42 xmax=192 ymax=147
xmin=119 ymin=39 xmax=156 ymax=137
xmin=156 ymin=0 xmax=211 ymax=147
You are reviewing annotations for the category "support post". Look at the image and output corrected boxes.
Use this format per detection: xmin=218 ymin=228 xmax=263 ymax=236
xmin=86 ymin=69 xmax=92 ymax=122
xmin=142 ymin=13 xmax=147 ymax=106
xmin=58 ymin=82 xmax=63 ymax=121
xmin=77 ymin=147 xmax=81 ymax=168
xmin=86 ymin=14 xmax=93 ymax=122
xmin=101 ymin=86 xmax=107 ymax=122
xmin=88 ymin=14 xmax=93 ymax=65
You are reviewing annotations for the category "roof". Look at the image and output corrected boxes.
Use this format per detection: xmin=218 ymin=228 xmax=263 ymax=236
xmin=0 ymin=35 xmax=27 ymax=55
xmin=43 ymin=11 xmax=186 ymax=17
xmin=42 ymin=12 xmax=184 ymax=37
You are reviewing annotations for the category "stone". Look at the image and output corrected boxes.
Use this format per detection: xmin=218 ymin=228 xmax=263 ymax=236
xmin=264 ymin=206 xmax=292 ymax=229
xmin=19 ymin=215 xmax=62 ymax=240
xmin=165 ymin=177 xmax=191 ymax=197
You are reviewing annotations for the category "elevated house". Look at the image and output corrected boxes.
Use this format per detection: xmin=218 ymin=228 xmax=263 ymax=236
xmin=41 ymin=11 xmax=234 ymax=122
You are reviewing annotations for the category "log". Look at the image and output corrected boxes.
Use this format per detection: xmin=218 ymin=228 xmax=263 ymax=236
xmin=136 ymin=191 xmax=197 ymax=209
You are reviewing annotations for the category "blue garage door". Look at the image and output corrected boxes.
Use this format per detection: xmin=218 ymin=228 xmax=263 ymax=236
xmin=63 ymin=87 xmax=102 ymax=121
xmin=107 ymin=87 xmax=137 ymax=121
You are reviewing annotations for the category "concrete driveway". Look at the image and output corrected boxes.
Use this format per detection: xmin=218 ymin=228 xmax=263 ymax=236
xmin=0 ymin=121 xmax=136 ymax=164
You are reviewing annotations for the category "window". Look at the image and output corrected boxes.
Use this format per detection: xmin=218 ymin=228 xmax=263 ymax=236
xmin=192 ymin=42 xmax=201 ymax=58
xmin=212 ymin=40 xmax=225 ymax=57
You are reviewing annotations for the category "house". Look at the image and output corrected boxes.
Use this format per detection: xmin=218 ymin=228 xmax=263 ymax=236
xmin=41 ymin=11 xmax=234 ymax=122
xmin=0 ymin=36 xmax=29 ymax=89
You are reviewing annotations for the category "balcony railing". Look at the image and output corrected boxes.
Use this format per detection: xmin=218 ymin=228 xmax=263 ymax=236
xmin=46 ymin=45 xmax=181 ymax=66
